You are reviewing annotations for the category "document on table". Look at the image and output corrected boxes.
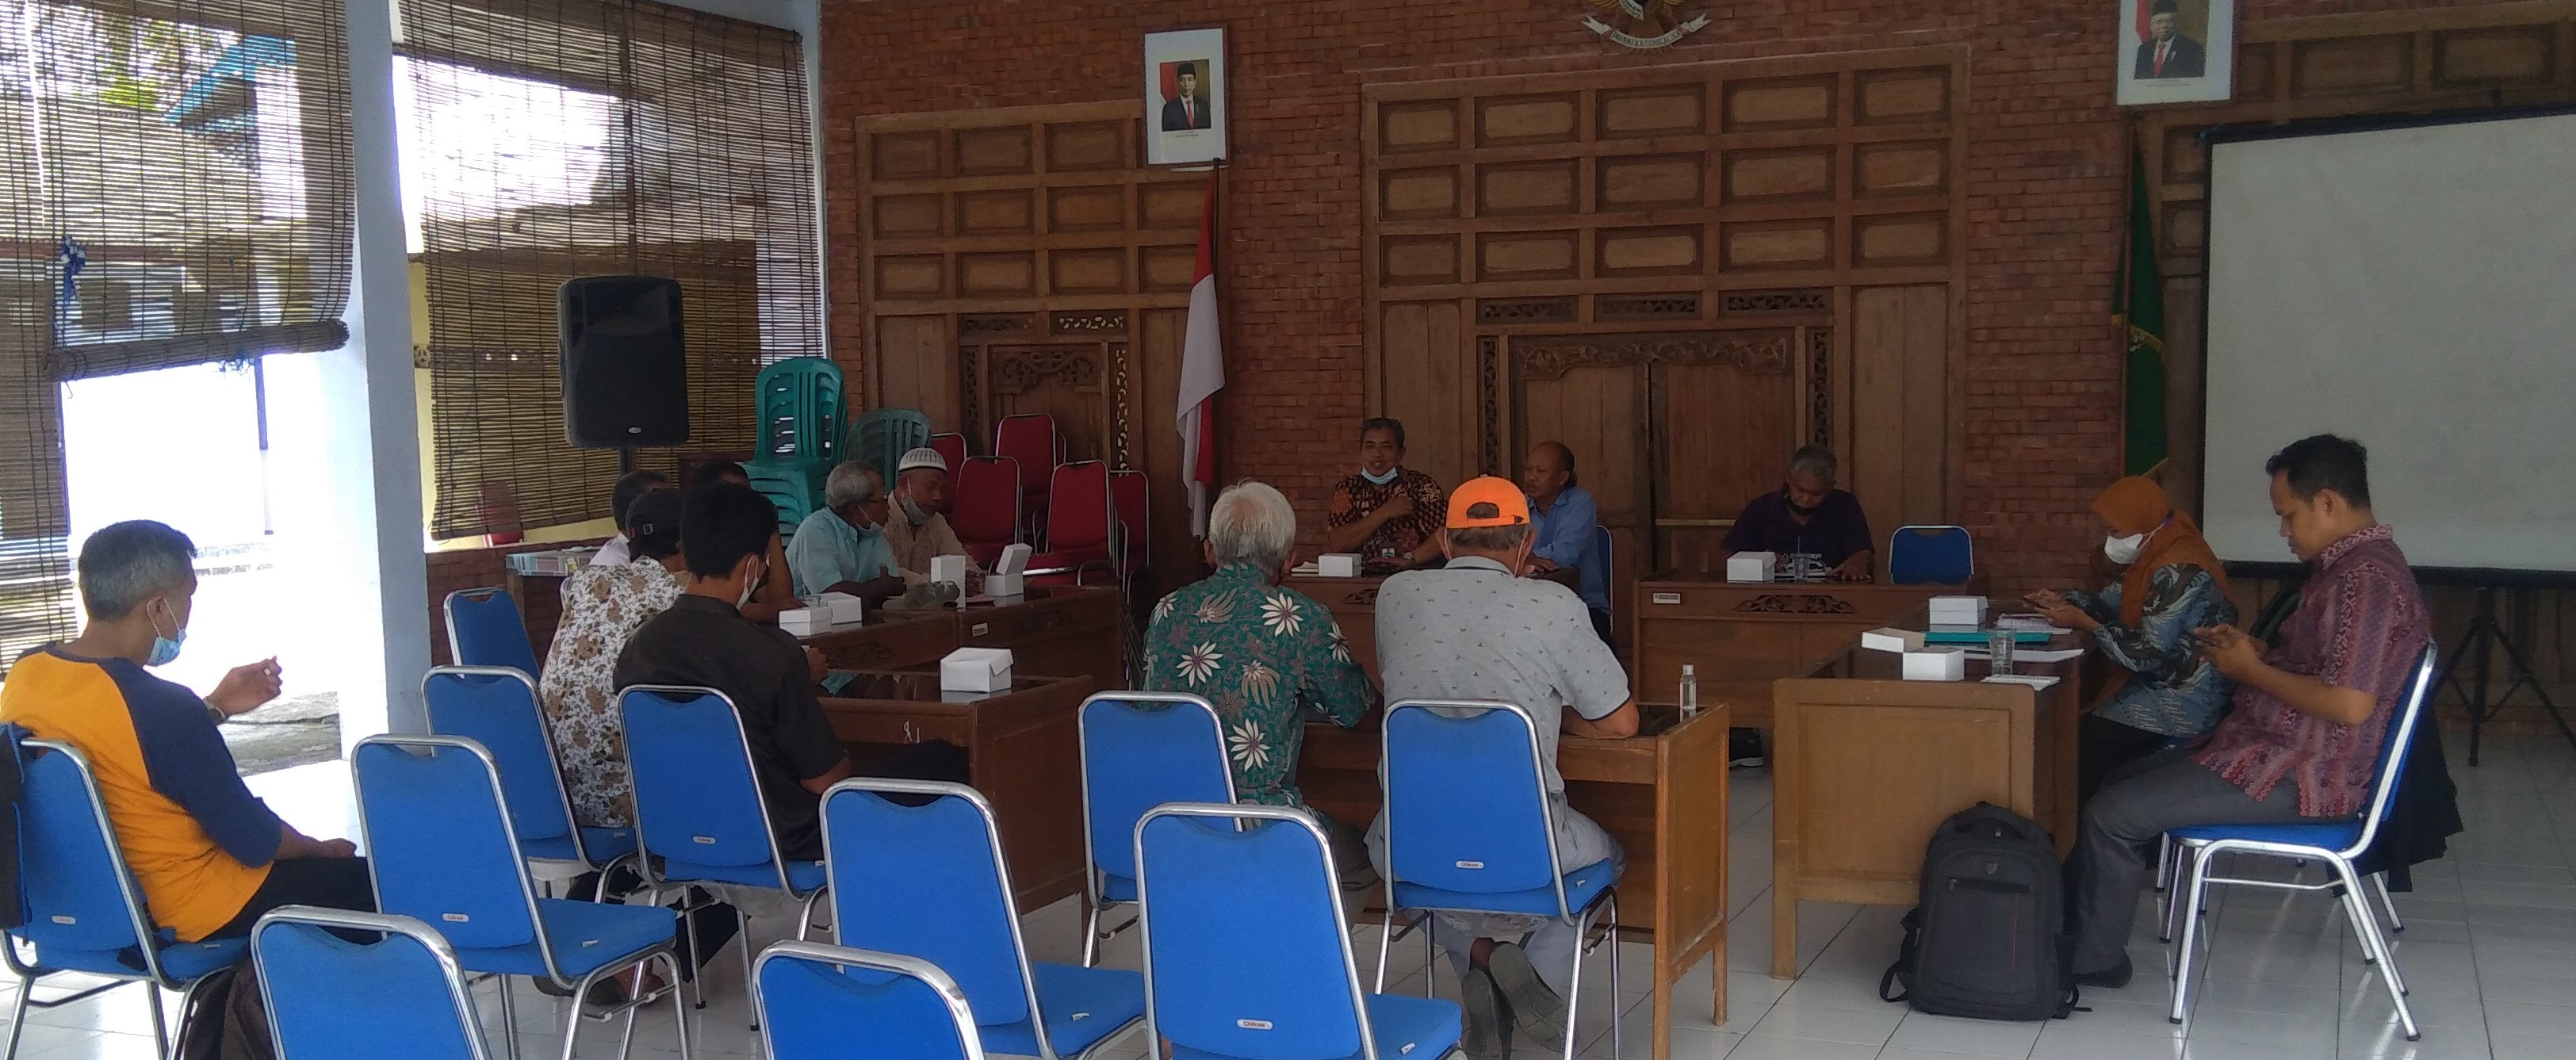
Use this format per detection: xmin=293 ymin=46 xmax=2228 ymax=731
xmin=1962 ymin=646 xmax=2087 ymax=664
xmin=1981 ymin=674 xmax=2062 ymax=690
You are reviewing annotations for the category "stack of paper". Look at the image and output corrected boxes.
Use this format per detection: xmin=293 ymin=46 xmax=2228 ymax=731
xmin=1928 ymin=595 xmax=1988 ymax=626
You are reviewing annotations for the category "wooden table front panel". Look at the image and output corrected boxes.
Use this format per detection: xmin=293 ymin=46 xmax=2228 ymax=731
xmin=961 ymin=587 xmax=1127 ymax=691
xmin=822 ymin=674 xmax=1096 ymax=910
xmin=802 ymin=614 xmax=963 ymax=672
xmin=1632 ymin=577 xmax=1986 ymax=729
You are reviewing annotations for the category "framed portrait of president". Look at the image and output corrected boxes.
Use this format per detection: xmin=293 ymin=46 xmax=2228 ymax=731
xmin=2115 ymin=0 xmax=2234 ymax=105
xmin=1145 ymin=27 xmax=1227 ymax=166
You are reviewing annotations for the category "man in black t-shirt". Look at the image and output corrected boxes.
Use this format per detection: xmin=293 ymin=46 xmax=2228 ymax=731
xmin=1720 ymin=444 xmax=1876 ymax=584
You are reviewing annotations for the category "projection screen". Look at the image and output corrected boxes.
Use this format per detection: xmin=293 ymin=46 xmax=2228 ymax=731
xmin=2201 ymin=109 xmax=2576 ymax=573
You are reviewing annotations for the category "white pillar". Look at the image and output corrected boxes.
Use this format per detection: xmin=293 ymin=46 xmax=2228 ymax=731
xmin=331 ymin=0 xmax=429 ymax=744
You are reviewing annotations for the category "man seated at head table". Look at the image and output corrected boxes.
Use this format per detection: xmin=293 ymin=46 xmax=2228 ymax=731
xmin=1520 ymin=441 xmax=1611 ymax=643
xmin=1 ymin=521 xmax=373 ymax=947
xmin=882 ymin=447 xmax=985 ymax=592
xmin=691 ymin=459 xmax=800 ymax=622
xmin=1366 ymin=476 xmax=1638 ymax=1059
xmin=786 ymin=461 xmax=907 ymax=606
xmin=591 ymin=468 xmax=672 ymax=568
xmin=2066 ymin=435 xmax=2429 ymax=990
xmin=1325 ymin=417 xmax=1449 ymax=571
xmin=614 ymin=484 xmax=966 ymax=863
xmin=1144 ymin=480 xmax=1381 ymax=887
xmin=1721 ymin=444 xmax=1875 ymax=583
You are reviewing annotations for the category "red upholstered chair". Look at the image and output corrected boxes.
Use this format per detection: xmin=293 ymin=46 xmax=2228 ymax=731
xmin=1028 ymin=461 xmax=1116 ymax=587
xmin=1109 ymin=470 xmax=1149 ymax=584
xmin=993 ymin=414 xmax=1062 ymax=538
xmin=949 ymin=455 xmax=1022 ymax=567
xmin=928 ymin=432 xmax=968 ymax=473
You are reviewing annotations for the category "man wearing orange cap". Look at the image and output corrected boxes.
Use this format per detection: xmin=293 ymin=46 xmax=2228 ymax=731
xmin=1365 ymin=476 xmax=1638 ymax=1058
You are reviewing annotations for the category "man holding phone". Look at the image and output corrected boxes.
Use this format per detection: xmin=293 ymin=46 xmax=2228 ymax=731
xmin=2062 ymin=435 xmax=2430 ymax=989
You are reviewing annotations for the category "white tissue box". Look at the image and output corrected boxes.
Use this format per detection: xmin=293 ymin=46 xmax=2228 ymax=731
xmin=815 ymin=592 xmax=863 ymax=625
xmin=1317 ymin=553 xmax=1361 ymax=578
xmin=1902 ymin=649 xmax=1967 ymax=681
xmin=984 ymin=572 xmax=1024 ymax=598
xmin=779 ymin=607 xmax=829 ymax=636
xmin=1860 ymin=627 xmax=1926 ymax=653
xmin=995 ymin=543 xmax=1032 ymax=576
xmin=930 ymin=554 xmax=969 ymax=591
xmin=940 ymin=647 xmax=1014 ymax=693
xmin=1726 ymin=552 xmax=1776 ymax=583
xmin=1928 ymin=595 xmax=1988 ymax=626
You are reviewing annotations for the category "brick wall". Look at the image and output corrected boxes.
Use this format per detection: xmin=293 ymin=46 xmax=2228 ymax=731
xmin=820 ymin=0 xmax=2484 ymax=596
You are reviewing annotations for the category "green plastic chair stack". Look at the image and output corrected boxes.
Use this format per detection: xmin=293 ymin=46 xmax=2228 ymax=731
xmin=745 ymin=358 xmax=844 ymax=538
xmin=852 ymin=408 xmax=931 ymax=491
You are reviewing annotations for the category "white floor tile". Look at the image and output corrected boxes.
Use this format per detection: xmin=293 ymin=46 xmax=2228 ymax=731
xmin=1883 ymin=1011 xmax=2043 ymax=1058
xmin=2029 ymin=1026 xmax=2187 ymax=1060
xmin=1744 ymin=1004 xmax=1902 ymax=1047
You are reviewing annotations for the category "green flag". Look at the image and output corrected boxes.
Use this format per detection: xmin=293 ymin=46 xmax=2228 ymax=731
xmin=2117 ymin=147 xmax=2168 ymax=478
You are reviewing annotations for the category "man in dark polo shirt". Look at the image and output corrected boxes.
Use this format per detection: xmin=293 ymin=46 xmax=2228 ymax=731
xmin=1721 ymin=444 xmax=1875 ymax=583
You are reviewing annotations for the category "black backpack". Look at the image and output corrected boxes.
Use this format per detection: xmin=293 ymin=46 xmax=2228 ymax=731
xmin=1877 ymin=802 xmax=2078 ymax=1021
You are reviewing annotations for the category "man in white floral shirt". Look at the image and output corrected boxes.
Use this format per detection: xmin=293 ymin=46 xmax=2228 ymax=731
xmin=1143 ymin=480 xmax=1380 ymax=885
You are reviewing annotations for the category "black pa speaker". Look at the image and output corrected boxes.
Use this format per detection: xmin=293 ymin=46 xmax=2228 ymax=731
xmin=560 ymin=275 xmax=690 ymax=448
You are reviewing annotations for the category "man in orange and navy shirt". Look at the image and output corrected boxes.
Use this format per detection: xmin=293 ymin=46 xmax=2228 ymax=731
xmin=1 ymin=520 xmax=371 ymax=943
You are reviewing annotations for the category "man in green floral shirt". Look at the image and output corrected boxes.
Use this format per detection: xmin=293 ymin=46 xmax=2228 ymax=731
xmin=1145 ymin=480 xmax=1380 ymax=884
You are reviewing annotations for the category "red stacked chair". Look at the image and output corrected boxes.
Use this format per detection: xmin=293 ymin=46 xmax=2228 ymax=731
xmin=928 ymin=432 xmax=968 ymax=475
xmin=993 ymin=414 xmax=1062 ymax=541
xmin=1110 ymin=469 xmax=1149 ymax=587
xmin=1028 ymin=461 xmax=1116 ymax=587
xmin=949 ymin=455 xmax=1022 ymax=567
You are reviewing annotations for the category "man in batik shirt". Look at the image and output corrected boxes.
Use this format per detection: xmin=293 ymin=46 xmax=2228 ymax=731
xmin=1145 ymin=480 xmax=1380 ymax=886
xmin=1325 ymin=417 xmax=1449 ymax=570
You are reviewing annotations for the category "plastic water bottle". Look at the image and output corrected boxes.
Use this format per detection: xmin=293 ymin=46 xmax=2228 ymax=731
xmin=1679 ymin=664 xmax=1700 ymax=720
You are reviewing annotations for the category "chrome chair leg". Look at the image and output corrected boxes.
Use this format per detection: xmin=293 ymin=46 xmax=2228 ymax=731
xmin=1375 ymin=906 xmax=1397 ymax=993
xmin=2168 ymin=845 xmax=2217 ymax=1026
xmin=737 ymin=904 xmax=760 ymax=1031
xmin=2371 ymin=872 xmax=2406 ymax=934
xmin=497 ymin=975 xmax=524 ymax=1060
xmin=2334 ymin=860 xmax=2417 ymax=1039
xmin=1603 ymin=891 xmax=1623 ymax=1060
xmin=1560 ymin=905 xmax=1588 ymax=1060
xmin=146 ymin=985 xmax=168 ymax=1058
xmin=3 ymin=972 xmax=29 ymax=1060
xmin=1082 ymin=899 xmax=1104 ymax=968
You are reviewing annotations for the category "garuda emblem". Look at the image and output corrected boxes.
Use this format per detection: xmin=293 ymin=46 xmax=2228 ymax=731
xmin=1582 ymin=0 xmax=1711 ymax=49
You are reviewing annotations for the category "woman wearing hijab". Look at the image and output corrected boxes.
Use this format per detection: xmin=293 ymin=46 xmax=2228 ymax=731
xmin=2027 ymin=476 xmax=2240 ymax=801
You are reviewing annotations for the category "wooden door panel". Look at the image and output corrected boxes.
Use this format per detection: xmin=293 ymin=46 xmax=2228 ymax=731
xmin=1514 ymin=362 xmax=1646 ymax=529
xmin=1381 ymin=300 xmax=1469 ymax=487
xmin=875 ymin=315 xmax=958 ymax=428
xmin=987 ymin=345 xmax=1106 ymax=463
xmin=1656 ymin=329 xmax=1797 ymax=572
xmin=1850 ymin=286 xmax=1950 ymax=536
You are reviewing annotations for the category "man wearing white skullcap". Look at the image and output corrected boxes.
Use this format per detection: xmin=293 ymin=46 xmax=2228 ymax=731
xmin=884 ymin=447 xmax=981 ymax=587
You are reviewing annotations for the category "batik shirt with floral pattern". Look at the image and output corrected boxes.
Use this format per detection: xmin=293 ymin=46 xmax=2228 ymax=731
xmin=1143 ymin=562 xmax=1379 ymax=807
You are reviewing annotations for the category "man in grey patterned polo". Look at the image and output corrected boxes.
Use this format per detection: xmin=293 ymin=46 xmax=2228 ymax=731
xmin=1365 ymin=475 xmax=1637 ymax=1058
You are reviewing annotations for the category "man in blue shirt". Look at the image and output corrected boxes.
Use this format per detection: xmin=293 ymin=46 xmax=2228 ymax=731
xmin=786 ymin=461 xmax=906 ymax=604
xmin=1521 ymin=442 xmax=1610 ymax=643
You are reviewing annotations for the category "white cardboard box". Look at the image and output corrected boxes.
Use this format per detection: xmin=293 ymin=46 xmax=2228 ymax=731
xmin=1317 ymin=553 xmax=1361 ymax=578
xmin=940 ymin=647 xmax=1014 ymax=693
xmin=930 ymin=554 xmax=970 ymax=591
xmin=779 ymin=607 xmax=829 ymax=636
xmin=1726 ymin=552 xmax=1776 ymax=583
xmin=814 ymin=592 xmax=863 ymax=625
xmin=984 ymin=572 xmax=1025 ymax=598
xmin=1860 ymin=627 xmax=1926 ymax=653
xmin=1902 ymin=649 xmax=1966 ymax=681
xmin=995 ymin=543 xmax=1033 ymax=576
xmin=1928 ymin=595 xmax=1988 ymax=626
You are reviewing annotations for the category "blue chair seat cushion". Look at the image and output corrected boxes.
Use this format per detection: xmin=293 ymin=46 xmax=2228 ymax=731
xmin=522 ymin=826 xmax=638 ymax=865
xmin=32 ymin=937 xmax=247 ymax=982
xmin=447 ymin=898 xmax=675 ymax=979
xmin=1391 ymin=858 xmax=1617 ymax=919
xmin=1100 ymin=872 xmax=1138 ymax=905
xmin=2170 ymin=819 xmax=2364 ymax=851
xmin=656 ymin=857 xmax=826 ymax=895
xmin=1169 ymin=994 xmax=1461 ymax=1060
xmin=976 ymin=962 xmax=1146 ymax=1057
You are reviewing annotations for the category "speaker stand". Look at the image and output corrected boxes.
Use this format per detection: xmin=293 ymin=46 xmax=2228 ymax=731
xmin=618 ymin=447 xmax=637 ymax=476
xmin=2436 ymin=585 xmax=2576 ymax=766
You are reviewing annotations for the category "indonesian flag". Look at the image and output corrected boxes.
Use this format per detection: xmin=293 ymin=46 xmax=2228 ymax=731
xmin=1177 ymin=176 xmax=1224 ymax=537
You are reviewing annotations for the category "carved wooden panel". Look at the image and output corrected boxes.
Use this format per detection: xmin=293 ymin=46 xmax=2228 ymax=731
xmin=1048 ymin=186 xmax=1125 ymax=232
xmin=1048 ymin=249 xmax=1125 ymax=294
xmin=876 ymin=255 xmax=945 ymax=297
xmin=1479 ymin=232 xmax=1579 ymax=281
xmin=874 ymin=194 xmax=942 ymax=239
xmin=1381 ymin=167 xmax=1460 ymax=220
xmin=872 ymin=132 xmax=940 ymax=180
xmin=2291 ymin=35 xmax=2413 ymax=96
xmin=1598 ymin=85 xmax=1705 ymax=138
xmin=1856 ymin=67 xmax=1949 ymax=124
xmin=953 ymin=126 xmax=1032 ymax=174
xmin=1383 ymin=236 xmax=1461 ymax=285
xmin=1137 ymin=183 xmax=1204 ymax=230
xmin=1721 ymin=220 xmax=1832 ymax=270
xmin=984 ymin=346 xmax=1105 ymax=462
xmin=2434 ymin=26 xmax=2555 ymax=87
xmin=1140 ymin=245 xmax=1200 ymax=291
xmin=1599 ymin=153 xmax=1706 ymax=211
xmin=956 ymin=189 xmax=1034 ymax=235
xmin=1854 ymin=214 xmax=1946 ymax=267
xmin=1724 ymin=77 xmax=1835 ymax=130
xmin=1855 ymin=142 xmax=1948 ymax=197
xmin=1598 ymin=226 xmax=1703 ymax=277
xmin=1659 ymin=331 xmax=1797 ymax=570
xmin=1380 ymin=101 xmax=1460 ymax=152
xmin=1476 ymin=93 xmax=1580 ymax=146
xmin=957 ymin=253 xmax=1035 ymax=296
xmin=1045 ymin=122 xmax=1123 ymax=170
xmin=1724 ymin=148 xmax=1832 ymax=203
xmin=1479 ymin=160 xmax=1580 ymax=216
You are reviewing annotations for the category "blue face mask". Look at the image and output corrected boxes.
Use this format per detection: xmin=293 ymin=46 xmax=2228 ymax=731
xmin=900 ymin=496 xmax=932 ymax=525
xmin=147 ymin=604 xmax=186 ymax=667
xmin=1361 ymin=466 xmax=1400 ymax=486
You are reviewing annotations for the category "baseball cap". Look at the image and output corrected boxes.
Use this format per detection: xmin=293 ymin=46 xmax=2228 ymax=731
xmin=897 ymin=447 xmax=949 ymax=473
xmin=1447 ymin=476 xmax=1531 ymax=529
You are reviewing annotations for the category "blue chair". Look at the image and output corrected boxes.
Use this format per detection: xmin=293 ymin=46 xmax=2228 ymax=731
xmin=823 ymin=779 xmax=1147 ymax=1060
xmin=423 ymin=666 xmax=637 ymax=896
xmin=1378 ymin=700 xmax=1621 ymax=1060
xmin=1135 ymin=803 xmax=1464 ymax=1060
xmin=2 ymin=739 xmax=247 ymax=1060
xmin=351 ymin=735 xmax=692 ymax=1060
xmin=443 ymin=587 xmax=542 ymax=678
xmin=253 ymin=907 xmax=495 ymax=1060
xmin=756 ymin=940 xmax=986 ymax=1060
xmin=1584 ymin=524 xmax=1613 ymax=616
xmin=619 ymin=683 xmax=829 ymax=1018
xmin=1887 ymin=525 xmax=1974 ymax=585
xmin=1077 ymin=691 xmax=1234 ymax=966
xmin=2162 ymin=645 xmax=2439 ymax=1039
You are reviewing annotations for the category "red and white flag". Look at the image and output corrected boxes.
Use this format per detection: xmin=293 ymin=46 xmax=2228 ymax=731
xmin=1177 ymin=176 xmax=1225 ymax=537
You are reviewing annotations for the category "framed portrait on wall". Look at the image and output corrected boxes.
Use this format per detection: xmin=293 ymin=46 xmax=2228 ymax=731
xmin=2116 ymin=0 xmax=2234 ymax=105
xmin=1144 ymin=27 xmax=1227 ymax=166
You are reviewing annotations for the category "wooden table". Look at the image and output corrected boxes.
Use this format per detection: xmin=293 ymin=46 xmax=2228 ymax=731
xmin=1298 ymin=704 xmax=1732 ymax=1060
xmin=821 ymin=671 xmax=1098 ymax=911
xmin=1282 ymin=574 xmax=1388 ymax=684
xmin=1766 ymin=622 xmax=2084 ymax=978
xmin=1632 ymin=574 xmax=1988 ymax=730
xmin=796 ymin=586 xmax=1127 ymax=693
